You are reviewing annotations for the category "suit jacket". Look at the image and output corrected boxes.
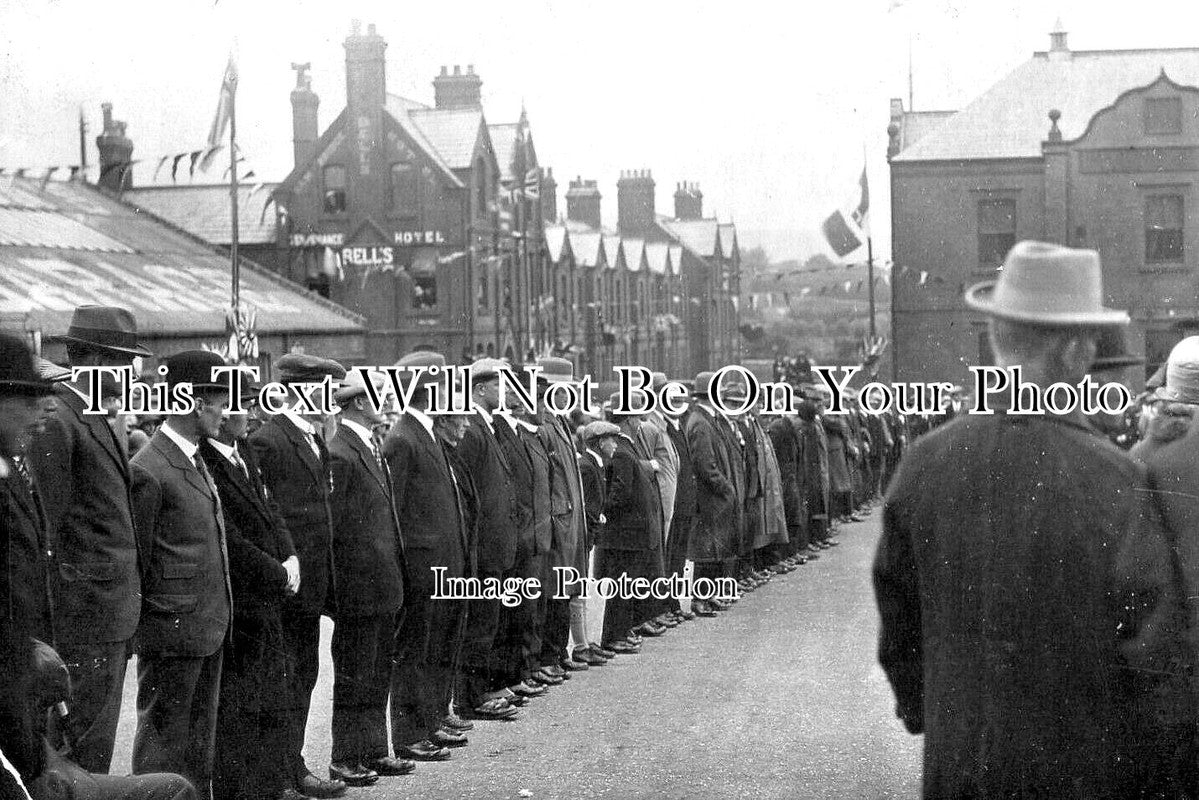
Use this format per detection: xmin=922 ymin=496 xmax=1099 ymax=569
xmin=767 ymin=415 xmax=808 ymax=536
xmin=29 ymin=386 xmax=140 ymax=644
xmin=579 ymin=450 xmax=606 ymax=549
xmin=601 ymin=436 xmax=663 ymax=554
xmin=0 ymin=470 xmax=53 ymax=643
xmin=250 ymin=415 xmax=335 ymax=617
xmin=876 ymin=411 xmax=1191 ymax=799
xmin=328 ymin=427 xmax=406 ymax=616
xmin=130 ymin=430 xmax=232 ymax=658
xmin=509 ymin=418 xmax=553 ymax=559
xmin=199 ymin=439 xmax=294 ymax=622
xmin=381 ymin=415 xmax=466 ymax=596
xmin=684 ymin=405 xmax=738 ymax=562
xmin=665 ymin=419 xmax=697 ymax=528
xmin=537 ymin=414 xmax=586 ymax=572
xmin=455 ymin=411 xmax=516 ymax=574
xmin=492 ymin=415 xmax=539 ymax=561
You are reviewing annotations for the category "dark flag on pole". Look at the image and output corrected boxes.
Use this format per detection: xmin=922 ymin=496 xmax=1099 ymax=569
xmin=822 ymin=210 xmax=862 ymax=258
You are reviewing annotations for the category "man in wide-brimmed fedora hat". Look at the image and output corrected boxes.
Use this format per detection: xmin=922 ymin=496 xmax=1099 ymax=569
xmin=29 ymin=305 xmax=151 ymax=773
xmin=249 ymin=352 xmax=349 ymax=798
xmin=875 ymin=241 xmax=1192 ymax=798
xmin=380 ymin=350 xmax=466 ymax=763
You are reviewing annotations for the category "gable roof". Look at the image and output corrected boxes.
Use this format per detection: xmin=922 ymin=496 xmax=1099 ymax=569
xmin=123 ymin=184 xmax=279 ymax=245
xmin=545 ymin=223 xmax=569 ymax=264
xmin=895 ymin=48 xmax=1199 ymax=162
xmin=668 ymin=244 xmax=683 ymax=276
xmin=603 ymin=234 xmax=623 ymax=270
xmin=645 ymin=241 xmax=670 ymax=275
xmin=382 ymin=96 xmax=463 ymax=187
xmin=571 ymin=230 xmax=603 ymax=267
xmin=658 ymin=217 xmax=719 ymax=257
xmin=621 ymin=238 xmax=645 ymax=272
xmin=406 ymin=106 xmax=486 ymax=170
xmin=0 ymin=177 xmax=362 ymax=338
xmin=489 ymin=123 xmax=520 ymax=181
xmin=718 ymin=223 xmax=738 ymax=259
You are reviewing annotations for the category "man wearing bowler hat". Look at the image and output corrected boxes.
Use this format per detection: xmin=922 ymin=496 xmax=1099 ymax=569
xmin=874 ymin=241 xmax=1193 ymax=798
xmin=129 ymin=351 xmax=234 ymax=796
xmin=250 ymin=353 xmax=347 ymax=799
xmin=30 ymin=305 xmax=150 ymax=773
xmin=381 ymin=351 xmax=465 ymax=762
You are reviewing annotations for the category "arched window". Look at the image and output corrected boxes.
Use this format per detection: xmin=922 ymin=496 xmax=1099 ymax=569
xmin=322 ymin=165 xmax=347 ymax=214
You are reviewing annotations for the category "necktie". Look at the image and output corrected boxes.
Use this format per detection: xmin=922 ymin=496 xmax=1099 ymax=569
xmin=193 ymin=452 xmax=219 ymax=502
xmin=230 ymin=446 xmax=250 ymax=481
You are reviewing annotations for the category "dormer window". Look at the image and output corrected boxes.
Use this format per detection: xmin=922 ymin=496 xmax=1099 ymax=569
xmin=323 ymin=165 xmax=347 ymax=214
xmin=1145 ymin=97 xmax=1182 ymax=135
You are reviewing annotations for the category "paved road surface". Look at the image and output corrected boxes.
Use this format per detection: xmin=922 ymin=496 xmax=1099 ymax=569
xmin=111 ymin=509 xmax=921 ymax=798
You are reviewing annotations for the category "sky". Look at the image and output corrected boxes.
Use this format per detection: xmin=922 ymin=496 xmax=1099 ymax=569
xmin=1 ymin=0 xmax=1197 ymax=262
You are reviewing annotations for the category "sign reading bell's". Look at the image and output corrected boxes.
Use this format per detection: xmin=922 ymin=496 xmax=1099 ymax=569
xmin=341 ymin=246 xmax=395 ymax=267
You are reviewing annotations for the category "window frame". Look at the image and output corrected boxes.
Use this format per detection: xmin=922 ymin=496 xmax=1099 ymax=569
xmin=1145 ymin=193 xmax=1185 ymax=265
xmin=977 ymin=197 xmax=1017 ymax=269
xmin=322 ymin=165 xmax=347 ymax=215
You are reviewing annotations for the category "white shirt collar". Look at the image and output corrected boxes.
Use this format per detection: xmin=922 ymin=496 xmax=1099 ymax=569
xmin=281 ymin=409 xmax=316 ymax=437
xmin=206 ymin=437 xmax=239 ymax=464
xmin=513 ymin=417 xmax=540 ymax=434
xmin=586 ymin=448 xmax=604 ymax=468
xmin=407 ymin=407 xmax=436 ymax=442
xmin=161 ymin=421 xmax=199 ymax=461
xmin=340 ymin=418 xmax=377 ymax=450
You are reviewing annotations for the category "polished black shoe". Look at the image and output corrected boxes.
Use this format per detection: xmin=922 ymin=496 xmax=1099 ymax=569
xmin=433 ymin=728 xmax=469 ymax=748
xmin=398 ymin=740 xmax=452 ymax=761
xmin=589 ymin=642 xmax=617 ymax=659
xmin=606 ymin=639 xmax=641 ymax=653
xmin=441 ymin=713 xmax=474 ymax=731
xmin=366 ymin=756 xmax=415 ymax=776
xmin=674 ymin=609 xmax=697 ymax=621
xmin=560 ymin=657 xmax=589 ymax=671
xmin=636 ymin=622 xmax=666 ymax=637
xmin=691 ymin=600 xmax=717 ymax=617
xmin=510 ymin=680 xmax=548 ymax=697
xmin=328 ymin=764 xmax=378 ymax=788
xmin=297 ymin=772 xmax=347 ymax=798
xmin=654 ymin=613 xmax=680 ymax=628
xmin=572 ymin=647 xmax=607 ymax=665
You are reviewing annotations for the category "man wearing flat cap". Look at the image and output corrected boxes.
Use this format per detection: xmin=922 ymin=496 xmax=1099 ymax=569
xmin=327 ymin=370 xmax=412 ymax=784
xmin=250 ymin=353 xmax=348 ymax=798
xmin=29 ymin=305 xmax=150 ymax=773
xmin=129 ymin=350 xmax=234 ymax=796
xmin=381 ymin=351 xmax=466 ymax=762
xmin=874 ymin=241 xmax=1194 ymax=798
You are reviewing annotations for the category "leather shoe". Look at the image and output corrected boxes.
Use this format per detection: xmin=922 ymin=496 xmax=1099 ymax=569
xmin=471 ymin=698 xmax=519 ymax=720
xmin=589 ymin=642 xmax=617 ymax=659
xmin=572 ymin=647 xmax=607 ymax=665
xmin=542 ymin=664 xmax=567 ymax=677
xmin=530 ymin=669 xmax=563 ymax=686
xmin=510 ymin=680 xmax=547 ymax=697
xmin=674 ymin=609 xmax=696 ymax=621
xmin=625 ymin=632 xmax=644 ymax=644
xmin=441 ymin=714 xmax=474 ymax=731
xmin=560 ymin=658 xmax=589 ymax=671
xmin=328 ymin=764 xmax=378 ymax=788
xmin=636 ymin=622 xmax=666 ymax=637
xmin=605 ymin=639 xmax=641 ymax=653
xmin=654 ymin=613 xmax=680 ymax=628
xmin=433 ymin=728 xmax=469 ymax=748
xmin=691 ymin=600 xmax=717 ymax=617
xmin=398 ymin=740 xmax=451 ymax=761
xmin=297 ymin=772 xmax=346 ymax=798
xmin=366 ymin=757 xmax=415 ymax=776
xmin=278 ymin=790 xmax=309 ymax=800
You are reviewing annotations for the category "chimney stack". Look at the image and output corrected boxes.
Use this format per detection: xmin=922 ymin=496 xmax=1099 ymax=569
xmin=617 ymin=169 xmax=655 ymax=236
xmin=433 ymin=63 xmax=483 ymax=109
xmin=566 ymin=176 xmax=602 ymax=229
xmin=1048 ymin=18 xmax=1070 ymax=61
xmin=344 ymin=20 xmax=387 ymax=113
xmin=541 ymin=167 xmax=558 ymax=223
xmin=673 ymin=181 xmax=703 ymax=220
xmin=95 ymin=103 xmax=133 ymax=192
xmin=290 ymin=63 xmax=319 ymax=168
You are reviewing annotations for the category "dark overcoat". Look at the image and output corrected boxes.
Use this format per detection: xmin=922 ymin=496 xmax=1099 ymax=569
xmin=29 ymin=387 xmax=140 ymax=644
xmin=875 ymin=411 xmax=1192 ymax=799
xmin=767 ymin=414 xmax=807 ymax=540
xmin=598 ymin=436 xmax=662 ymax=575
xmin=537 ymin=414 xmax=586 ymax=575
xmin=685 ymin=405 xmax=737 ymax=563
xmin=579 ymin=449 xmax=606 ymax=549
xmin=821 ymin=413 xmax=853 ymax=495
xmin=455 ymin=411 xmax=516 ymax=574
xmin=492 ymin=416 xmax=540 ymax=561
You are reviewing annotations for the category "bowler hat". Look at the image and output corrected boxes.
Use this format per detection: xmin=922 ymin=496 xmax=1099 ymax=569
xmin=278 ymin=353 xmax=347 ymax=384
xmin=0 ymin=333 xmax=56 ymax=396
xmin=1154 ymin=336 xmax=1199 ymax=405
xmin=51 ymin=305 xmax=153 ymax=357
xmin=692 ymin=371 xmax=716 ymax=398
xmin=964 ymin=241 xmax=1128 ymax=327
xmin=536 ymin=357 xmax=573 ymax=384
xmin=582 ymin=420 xmax=620 ymax=442
xmin=1090 ymin=327 xmax=1145 ymax=373
xmin=164 ymin=350 xmax=228 ymax=392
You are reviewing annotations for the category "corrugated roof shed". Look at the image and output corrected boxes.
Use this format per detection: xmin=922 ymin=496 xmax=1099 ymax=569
xmin=0 ymin=178 xmax=361 ymax=338
xmin=895 ymin=48 xmax=1199 ymax=162
xmin=123 ymin=184 xmax=279 ymax=245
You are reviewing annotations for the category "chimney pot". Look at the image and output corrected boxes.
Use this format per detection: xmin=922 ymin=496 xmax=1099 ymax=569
xmin=351 ymin=19 xmax=361 ymax=35
xmin=440 ymin=65 xmax=447 ymax=75
xmin=367 ymin=23 xmax=376 ymax=35
xmin=467 ymin=64 xmax=474 ymax=74
xmin=453 ymin=65 xmax=461 ymax=75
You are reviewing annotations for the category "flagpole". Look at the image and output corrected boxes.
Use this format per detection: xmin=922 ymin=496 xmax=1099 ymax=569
xmin=229 ymin=79 xmax=241 ymax=356
xmin=867 ymin=235 xmax=876 ymax=339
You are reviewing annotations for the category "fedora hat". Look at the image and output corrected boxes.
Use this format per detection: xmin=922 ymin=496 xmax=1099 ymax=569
xmin=1090 ymin=327 xmax=1145 ymax=373
xmin=964 ymin=241 xmax=1128 ymax=327
xmin=1154 ymin=336 xmax=1199 ymax=405
xmin=0 ymin=333 xmax=57 ymax=397
xmin=52 ymin=305 xmax=153 ymax=357
xmin=164 ymin=350 xmax=229 ymax=392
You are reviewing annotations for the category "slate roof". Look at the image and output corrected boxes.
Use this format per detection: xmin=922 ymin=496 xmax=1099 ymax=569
xmin=545 ymin=223 xmax=569 ymax=263
xmin=383 ymin=95 xmax=463 ymax=187
xmin=124 ymin=184 xmax=279 ymax=245
xmin=895 ymin=47 xmax=1199 ymax=162
xmin=658 ymin=217 xmax=719 ymax=257
xmin=621 ymin=238 xmax=645 ymax=272
xmin=0 ymin=177 xmax=362 ymax=338
xmin=489 ymin=123 xmax=520 ymax=180
xmin=718 ymin=223 xmax=738 ymax=259
xmin=407 ymin=107 xmax=485 ymax=170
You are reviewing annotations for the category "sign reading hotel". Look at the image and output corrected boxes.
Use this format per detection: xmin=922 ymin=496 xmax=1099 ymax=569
xmin=394 ymin=230 xmax=447 ymax=245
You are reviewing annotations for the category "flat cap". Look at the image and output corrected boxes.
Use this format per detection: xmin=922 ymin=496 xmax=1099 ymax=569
xmin=334 ymin=368 xmax=389 ymax=404
xmin=395 ymin=350 xmax=447 ymax=391
xmin=537 ymin=356 xmax=573 ymax=383
xmin=470 ymin=358 xmax=509 ymax=382
xmin=278 ymin=353 xmax=347 ymax=384
xmin=582 ymin=420 xmax=620 ymax=442
xmin=651 ymin=372 xmax=669 ymax=390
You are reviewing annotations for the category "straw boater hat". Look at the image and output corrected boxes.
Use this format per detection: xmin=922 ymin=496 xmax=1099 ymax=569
xmin=51 ymin=305 xmax=154 ymax=357
xmin=1154 ymin=336 xmax=1199 ymax=405
xmin=964 ymin=241 xmax=1129 ymax=327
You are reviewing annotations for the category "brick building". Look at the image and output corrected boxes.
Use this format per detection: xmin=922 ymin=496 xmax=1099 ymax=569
xmin=888 ymin=24 xmax=1199 ymax=384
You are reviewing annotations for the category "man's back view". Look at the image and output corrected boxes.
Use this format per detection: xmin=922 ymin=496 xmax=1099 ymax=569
xmin=874 ymin=241 xmax=1193 ymax=798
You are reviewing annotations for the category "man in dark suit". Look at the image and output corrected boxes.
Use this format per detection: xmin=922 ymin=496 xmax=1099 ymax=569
xmin=685 ymin=372 xmax=738 ymax=617
xmin=327 ymin=371 xmax=413 ymax=783
xmin=577 ymin=422 xmax=611 ymax=659
xmin=201 ymin=379 xmax=301 ymax=800
xmin=30 ymin=305 xmax=149 ymax=774
xmin=381 ymin=351 xmax=466 ymax=762
xmin=661 ymin=392 xmax=699 ymax=620
xmin=455 ymin=359 xmax=521 ymax=720
xmin=129 ymin=351 xmax=233 ymax=796
xmin=249 ymin=354 xmax=347 ymax=799
xmin=875 ymin=242 xmax=1194 ymax=798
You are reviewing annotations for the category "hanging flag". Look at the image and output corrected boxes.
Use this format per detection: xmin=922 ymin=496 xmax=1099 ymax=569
xmin=851 ymin=165 xmax=870 ymax=230
xmin=152 ymin=155 xmax=171 ymax=182
xmin=919 ymin=270 xmax=929 ymax=285
xmin=207 ymin=47 xmax=239 ymax=150
xmin=821 ymin=160 xmax=870 ymax=259
xmin=524 ymin=167 xmax=540 ymax=199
